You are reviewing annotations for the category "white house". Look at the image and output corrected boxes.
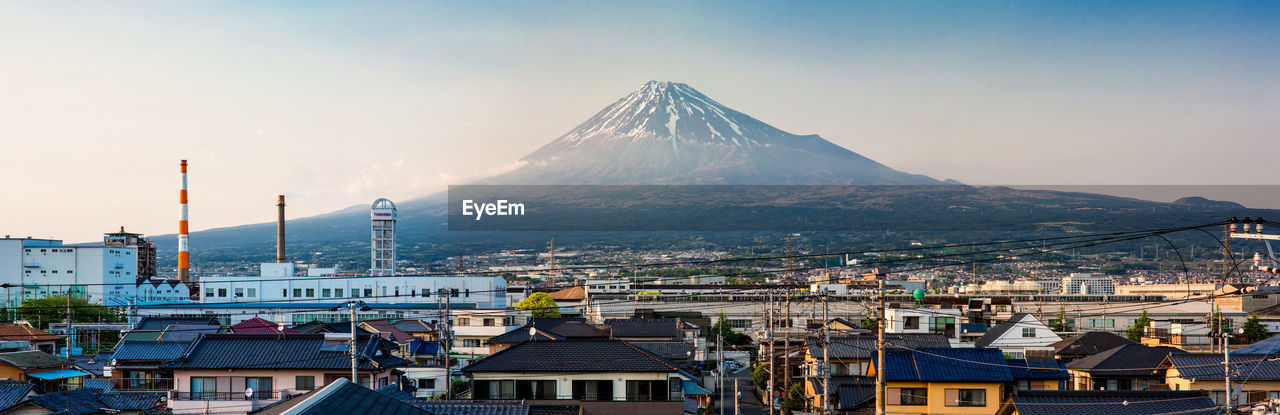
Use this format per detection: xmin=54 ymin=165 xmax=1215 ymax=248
xmin=974 ymin=313 xmax=1062 ymax=358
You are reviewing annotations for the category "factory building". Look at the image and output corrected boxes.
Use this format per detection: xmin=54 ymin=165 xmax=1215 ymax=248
xmin=0 ymin=235 xmax=190 ymax=308
xmin=196 ymin=262 xmax=507 ymax=309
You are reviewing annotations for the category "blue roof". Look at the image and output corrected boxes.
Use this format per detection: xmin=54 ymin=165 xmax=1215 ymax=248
xmin=26 ymin=369 xmax=89 ymax=380
xmin=111 ymin=341 xmax=190 ymax=361
xmin=1011 ymin=390 xmax=1217 ymax=415
xmin=683 ymin=380 xmax=711 ymax=395
xmin=1007 ymin=359 xmax=1069 ymax=380
xmin=961 ymin=323 xmax=988 ymax=333
xmin=879 ymin=348 xmax=1013 ymax=382
xmin=408 ymin=339 xmax=439 ymax=355
xmin=1234 ymin=333 xmax=1280 ymax=354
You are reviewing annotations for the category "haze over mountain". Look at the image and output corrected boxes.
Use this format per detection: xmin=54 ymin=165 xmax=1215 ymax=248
xmin=486 ymin=81 xmax=940 ymax=185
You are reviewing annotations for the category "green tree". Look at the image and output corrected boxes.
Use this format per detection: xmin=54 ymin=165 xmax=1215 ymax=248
xmin=1243 ymin=313 xmax=1271 ymax=343
xmin=752 ymin=362 xmax=770 ymax=390
xmin=1050 ymin=307 xmax=1071 ymax=332
xmin=860 ymin=314 xmax=878 ymax=330
xmin=711 ymin=312 xmax=752 ymax=346
xmin=16 ymin=295 xmax=124 ymax=328
xmin=514 ymin=292 xmax=562 ymax=318
xmin=1126 ymin=310 xmax=1151 ymax=341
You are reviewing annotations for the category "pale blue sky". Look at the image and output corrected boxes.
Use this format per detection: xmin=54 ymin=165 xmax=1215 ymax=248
xmin=1 ymin=1 xmax=1276 ymax=241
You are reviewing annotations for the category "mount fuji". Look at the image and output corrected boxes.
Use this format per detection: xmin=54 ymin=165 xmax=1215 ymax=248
xmin=486 ymin=81 xmax=940 ymax=185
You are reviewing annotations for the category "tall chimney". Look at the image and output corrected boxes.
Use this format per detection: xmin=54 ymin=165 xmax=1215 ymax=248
xmin=276 ymin=195 xmax=287 ymax=263
xmin=178 ymin=160 xmax=190 ymax=283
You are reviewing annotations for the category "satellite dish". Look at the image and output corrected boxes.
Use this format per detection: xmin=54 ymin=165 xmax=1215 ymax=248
xmin=245 ymin=388 xmax=254 ymax=399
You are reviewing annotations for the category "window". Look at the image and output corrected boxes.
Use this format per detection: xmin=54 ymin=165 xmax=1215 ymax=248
xmin=451 ymin=289 xmax=459 ymax=297
xmin=572 ymin=380 xmax=614 ymax=401
xmin=946 ymin=389 xmax=985 ymax=407
xmin=417 ymin=378 xmax=436 ymax=390
xmin=483 ymin=318 xmax=495 ymax=327
xmin=898 ymin=388 xmax=927 ymax=405
xmin=305 ymin=288 xmax=315 ymax=297
xmin=625 ymin=380 xmax=669 ymax=401
xmin=503 ymin=317 xmax=516 ymax=326
xmin=458 ymin=317 xmax=470 ymax=326
xmin=217 ymin=288 xmax=227 ymax=297
xmin=205 ymin=289 xmax=214 ymax=298
xmin=465 ymin=289 xmax=470 ymax=297
xmin=296 ymin=376 xmax=315 ymax=391
xmin=234 ymin=288 xmax=244 ymax=298
xmin=247 ymin=288 xmax=256 ymax=297
xmin=1088 ymin=319 xmax=1115 ymax=328
xmin=283 ymin=289 xmax=288 ymax=297
xmin=421 ymin=288 xmax=430 ymax=297
xmin=322 ymin=288 xmax=331 ymax=298
xmin=334 ymin=288 xmax=343 ymax=297
xmin=463 ymin=339 xmax=481 ymax=347
xmin=364 ymin=289 xmax=373 ymax=297
xmin=515 ymin=380 xmax=557 ymax=400
xmin=246 ymin=377 xmax=272 ymax=399
xmin=904 ymin=316 xmax=920 ymax=330
xmin=476 ymin=380 xmax=515 ymax=399
xmin=1022 ymin=327 xmax=1036 ymax=338
xmin=294 ymin=289 xmax=303 ymax=298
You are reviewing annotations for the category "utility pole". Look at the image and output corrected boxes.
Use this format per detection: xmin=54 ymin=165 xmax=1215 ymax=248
xmin=719 ymin=330 xmax=725 ymax=415
xmin=734 ymin=379 xmax=740 ymax=415
xmin=349 ymin=305 xmax=358 ymax=384
xmin=64 ymin=289 xmax=72 ymax=359
xmin=441 ymin=288 xmax=454 ymax=400
xmin=547 ymin=238 xmax=556 ymax=273
xmin=1224 ymin=329 xmax=1231 ymax=411
xmin=876 ymin=277 xmax=886 ymax=415
xmin=821 ymin=291 xmax=830 ymax=415
xmin=783 ymin=288 xmax=792 ymax=414
xmin=785 ymin=235 xmax=793 ymax=281
xmin=766 ymin=289 xmax=775 ymax=415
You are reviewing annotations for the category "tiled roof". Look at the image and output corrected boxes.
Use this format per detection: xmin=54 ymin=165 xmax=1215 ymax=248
xmin=1065 ymin=344 xmax=1180 ymax=377
xmin=393 ymin=319 xmax=437 ymax=334
xmin=527 ymin=318 xmax=609 ymax=339
xmin=462 ymin=339 xmax=683 ymax=374
xmin=0 ymin=380 xmax=34 ymax=410
xmin=0 ymin=324 xmax=61 ymax=342
xmin=361 ymin=319 xmax=414 ymax=344
xmin=807 ymin=334 xmax=951 ymax=359
xmin=604 ymin=319 xmax=681 ymax=338
xmin=836 ymin=384 xmax=874 ymax=410
xmin=374 ymin=382 xmax=421 ymax=403
xmin=26 ymin=388 xmax=163 ymax=415
xmin=134 ymin=316 xmax=220 ymax=331
xmin=1165 ymin=353 xmax=1280 ymax=380
xmin=250 ymin=378 xmax=428 ymax=415
xmin=416 ymin=401 xmax=532 ymax=415
xmin=878 ymin=348 xmax=1013 ymax=382
xmin=230 ymin=317 xmax=301 ymax=334
xmin=0 ymin=350 xmax=70 ymax=370
xmin=1010 ymin=390 xmax=1218 ymax=415
xmin=1051 ymin=331 xmax=1137 ymax=356
xmin=111 ymin=340 xmax=190 ymax=361
xmin=547 ymin=286 xmax=585 ymax=301
xmin=164 ymin=333 xmax=409 ymax=370
xmin=629 ymin=341 xmax=695 ymax=361
xmin=1006 ymin=359 xmax=1070 ymax=380
xmin=487 ymin=326 xmax=564 ymax=344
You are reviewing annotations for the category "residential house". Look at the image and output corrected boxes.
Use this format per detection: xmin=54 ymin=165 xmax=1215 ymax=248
xmin=246 ymin=377 xmax=429 ymax=415
xmin=1162 ymin=353 xmax=1280 ymax=407
xmin=1006 ymin=355 xmax=1069 ymax=391
xmin=486 ymin=318 xmax=610 ymax=354
xmin=959 ymin=323 xmax=987 ymax=345
xmin=1050 ymin=332 xmax=1136 ymax=363
xmin=0 ymin=380 xmax=36 ymax=411
xmin=3 ymin=387 xmax=164 ymax=414
xmin=163 ymin=333 xmax=409 ymax=414
xmin=1008 ymin=390 xmax=1218 ymax=415
xmin=974 ymin=314 xmax=1062 ymax=359
xmin=1064 ymin=343 xmax=1182 ymax=391
xmin=392 ymin=320 xmax=439 ymax=341
xmin=130 ymin=316 xmax=220 ymax=331
xmin=603 ymin=318 xmax=705 ymax=361
xmin=801 ymin=334 xmax=951 ymax=410
xmin=884 ymin=308 xmax=963 ymax=347
xmin=450 ymin=309 xmax=525 ymax=364
xmin=102 ymin=340 xmax=188 ymax=393
xmin=0 ymin=324 xmax=62 ymax=355
xmin=0 ymin=351 xmax=89 ymax=392
xmin=462 ymin=339 xmax=700 ymax=415
xmin=374 ymin=383 xmax=535 ymax=415
xmin=867 ymin=348 xmax=1012 ymax=414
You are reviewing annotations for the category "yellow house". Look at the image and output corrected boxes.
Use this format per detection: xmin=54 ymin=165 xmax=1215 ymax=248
xmin=1162 ymin=353 xmax=1280 ymax=407
xmin=868 ymin=348 xmax=1013 ymax=414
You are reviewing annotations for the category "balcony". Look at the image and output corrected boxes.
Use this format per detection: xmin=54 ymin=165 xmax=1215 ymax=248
xmin=172 ymin=391 xmax=279 ymax=401
xmin=118 ymin=378 xmax=174 ymax=392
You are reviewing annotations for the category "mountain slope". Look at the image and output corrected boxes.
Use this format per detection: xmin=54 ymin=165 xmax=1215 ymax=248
xmin=485 ymin=81 xmax=938 ymax=185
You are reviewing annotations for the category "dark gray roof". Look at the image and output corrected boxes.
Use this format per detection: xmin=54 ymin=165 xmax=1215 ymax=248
xmin=250 ymin=378 xmax=428 ymax=415
xmin=1051 ymin=331 xmax=1137 ymax=356
xmin=486 ymin=326 xmax=564 ymax=344
xmin=111 ymin=340 xmax=189 ymax=361
xmin=1011 ymin=390 xmax=1217 ymax=415
xmin=807 ymin=334 xmax=950 ymax=359
xmin=529 ymin=318 xmax=609 ymax=339
xmin=629 ymin=341 xmax=695 ymax=361
xmin=0 ymin=380 xmax=34 ymax=410
xmin=374 ymin=382 xmax=420 ymax=403
xmin=164 ymin=333 xmax=409 ymax=370
xmin=393 ymin=320 xmax=438 ymax=334
xmin=975 ymin=313 xmax=1036 ymax=347
xmin=26 ymin=388 xmax=163 ymax=415
xmin=836 ymin=384 xmax=874 ymax=410
xmin=1233 ymin=333 xmax=1280 ymax=354
xmin=1065 ymin=344 xmax=1182 ymax=377
xmin=0 ymin=350 xmax=70 ymax=370
xmin=134 ymin=316 xmax=220 ymax=331
xmin=1166 ymin=353 xmax=1280 ymax=380
xmin=1007 ymin=359 xmax=1070 ymax=380
xmin=463 ymin=339 xmax=683 ymax=374
xmin=604 ymin=318 xmax=681 ymax=338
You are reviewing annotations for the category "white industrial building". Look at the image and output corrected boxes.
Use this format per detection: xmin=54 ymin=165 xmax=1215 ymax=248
xmin=0 ymin=237 xmax=190 ymax=308
xmin=1060 ymin=273 xmax=1116 ymax=295
xmin=194 ymin=262 xmax=507 ymax=309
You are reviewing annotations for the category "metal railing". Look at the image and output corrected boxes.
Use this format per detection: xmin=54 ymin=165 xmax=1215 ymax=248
xmin=119 ymin=378 xmax=174 ymax=391
xmin=172 ymin=391 xmax=278 ymax=401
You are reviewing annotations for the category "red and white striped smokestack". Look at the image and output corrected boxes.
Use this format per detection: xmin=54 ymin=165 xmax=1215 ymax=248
xmin=178 ymin=159 xmax=190 ymax=283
